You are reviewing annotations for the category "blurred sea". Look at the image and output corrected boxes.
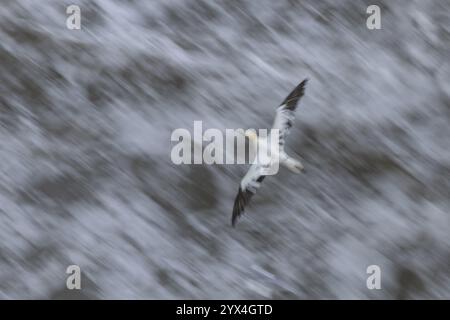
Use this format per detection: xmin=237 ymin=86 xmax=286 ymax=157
xmin=0 ymin=0 xmax=449 ymax=299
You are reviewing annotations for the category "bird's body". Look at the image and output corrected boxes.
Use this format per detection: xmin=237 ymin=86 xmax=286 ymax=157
xmin=232 ymin=79 xmax=308 ymax=226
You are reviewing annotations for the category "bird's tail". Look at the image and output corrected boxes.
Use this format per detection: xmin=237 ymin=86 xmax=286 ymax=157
xmin=283 ymin=157 xmax=304 ymax=174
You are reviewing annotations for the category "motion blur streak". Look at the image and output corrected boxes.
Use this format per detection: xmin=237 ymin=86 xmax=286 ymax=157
xmin=0 ymin=0 xmax=449 ymax=299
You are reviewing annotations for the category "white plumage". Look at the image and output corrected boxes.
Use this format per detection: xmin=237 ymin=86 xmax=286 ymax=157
xmin=232 ymin=79 xmax=308 ymax=227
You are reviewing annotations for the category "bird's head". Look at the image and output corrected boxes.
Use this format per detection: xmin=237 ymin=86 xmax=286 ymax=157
xmin=244 ymin=129 xmax=258 ymax=142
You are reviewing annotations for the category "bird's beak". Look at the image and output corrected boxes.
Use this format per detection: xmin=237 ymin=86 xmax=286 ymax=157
xmin=236 ymin=129 xmax=246 ymax=138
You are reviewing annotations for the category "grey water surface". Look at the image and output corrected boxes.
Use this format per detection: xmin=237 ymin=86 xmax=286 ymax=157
xmin=0 ymin=0 xmax=449 ymax=299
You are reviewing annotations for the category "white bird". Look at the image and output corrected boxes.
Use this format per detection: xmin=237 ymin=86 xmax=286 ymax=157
xmin=232 ymin=79 xmax=308 ymax=227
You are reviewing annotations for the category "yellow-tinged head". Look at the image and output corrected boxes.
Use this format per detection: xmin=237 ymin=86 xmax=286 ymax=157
xmin=244 ymin=129 xmax=258 ymax=142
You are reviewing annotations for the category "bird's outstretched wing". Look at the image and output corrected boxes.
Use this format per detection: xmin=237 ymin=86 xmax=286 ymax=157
xmin=272 ymin=79 xmax=308 ymax=149
xmin=232 ymin=163 xmax=266 ymax=227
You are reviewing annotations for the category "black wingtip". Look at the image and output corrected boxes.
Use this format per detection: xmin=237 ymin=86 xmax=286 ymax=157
xmin=231 ymin=217 xmax=237 ymax=228
xmin=280 ymin=78 xmax=308 ymax=110
xmin=231 ymin=186 xmax=254 ymax=227
xmin=231 ymin=187 xmax=243 ymax=227
xmin=301 ymin=78 xmax=308 ymax=88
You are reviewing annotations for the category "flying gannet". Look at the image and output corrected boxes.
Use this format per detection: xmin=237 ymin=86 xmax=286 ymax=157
xmin=232 ymin=79 xmax=308 ymax=227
